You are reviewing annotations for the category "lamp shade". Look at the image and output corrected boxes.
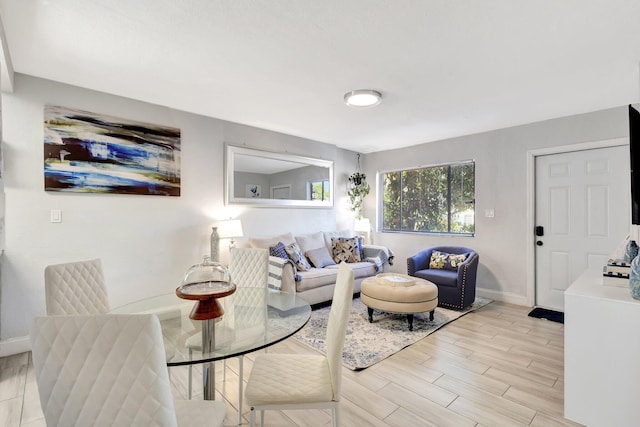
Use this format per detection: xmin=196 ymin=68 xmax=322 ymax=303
xmin=217 ymin=219 xmax=243 ymax=239
xmin=354 ymin=218 xmax=371 ymax=232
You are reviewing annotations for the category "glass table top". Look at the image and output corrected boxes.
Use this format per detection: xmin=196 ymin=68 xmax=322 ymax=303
xmin=110 ymin=288 xmax=311 ymax=366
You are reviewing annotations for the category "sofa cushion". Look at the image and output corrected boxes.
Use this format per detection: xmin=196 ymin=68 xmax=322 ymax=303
xmin=414 ymin=268 xmax=458 ymax=287
xmin=285 ymin=242 xmax=311 ymax=272
xmin=306 ymin=246 xmax=336 ymax=268
xmin=295 ymin=232 xmax=326 ymax=255
xmin=296 ymin=268 xmax=339 ymax=292
xmin=250 ymin=232 xmax=296 ymax=249
xmin=331 ymin=237 xmax=361 ymax=263
xmin=325 ymin=261 xmax=376 ymax=279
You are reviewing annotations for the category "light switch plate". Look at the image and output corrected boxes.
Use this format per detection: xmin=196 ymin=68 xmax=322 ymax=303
xmin=50 ymin=209 xmax=62 ymax=223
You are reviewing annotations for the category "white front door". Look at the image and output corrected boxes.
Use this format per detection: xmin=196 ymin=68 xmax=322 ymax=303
xmin=535 ymin=146 xmax=629 ymax=311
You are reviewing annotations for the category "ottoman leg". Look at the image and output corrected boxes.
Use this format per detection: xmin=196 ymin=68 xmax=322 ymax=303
xmin=429 ymin=309 xmax=435 ymax=321
xmin=407 ymin=314 xmax=414 ymax=331
xmin=367 ymin=307 xmax=374 ymax=323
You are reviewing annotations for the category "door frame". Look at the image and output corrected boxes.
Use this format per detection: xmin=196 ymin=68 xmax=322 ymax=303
xmin=525 ymin=137 xmax=628 ymax=307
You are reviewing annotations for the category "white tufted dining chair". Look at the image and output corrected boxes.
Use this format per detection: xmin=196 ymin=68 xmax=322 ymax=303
xmin=30 ymin=314 xmax=226 ymax=427
xmin=187 ymin=247 xmax=269 ymax=424
xmin=44 ymin=258 xmax=110 ymax=315
xmin=244 ymin=262 xmax=354 ymax=427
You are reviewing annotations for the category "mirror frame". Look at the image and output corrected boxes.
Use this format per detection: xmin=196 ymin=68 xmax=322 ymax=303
xmin=225 ymin=145 xmax=334 ymax=208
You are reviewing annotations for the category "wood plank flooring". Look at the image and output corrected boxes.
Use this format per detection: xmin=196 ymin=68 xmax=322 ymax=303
xmin=0 ymin=302 xmax=583 ymax=426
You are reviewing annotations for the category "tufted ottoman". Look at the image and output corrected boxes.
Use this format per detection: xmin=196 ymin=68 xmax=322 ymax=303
xmin=361 ymin=274 xmax=438 ymax=331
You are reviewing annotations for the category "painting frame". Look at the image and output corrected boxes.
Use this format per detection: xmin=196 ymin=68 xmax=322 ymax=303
xmin=43 ymin=105 xmax=181 ymax=196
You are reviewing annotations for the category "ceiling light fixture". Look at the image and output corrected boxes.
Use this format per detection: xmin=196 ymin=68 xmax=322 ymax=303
xmin=344 ymin=89 xmax=382 ymax=108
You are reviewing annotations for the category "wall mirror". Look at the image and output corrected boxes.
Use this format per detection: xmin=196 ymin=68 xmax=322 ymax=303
xmin=225 ymin=145 xmax=334 ymax=207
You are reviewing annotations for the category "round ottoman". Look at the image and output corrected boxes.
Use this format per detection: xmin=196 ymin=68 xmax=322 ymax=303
xmin=361 ymin=274 xmax=438 ymax=331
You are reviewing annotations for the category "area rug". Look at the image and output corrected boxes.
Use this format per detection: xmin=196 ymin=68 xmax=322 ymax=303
xmin=528 ymin=307 xmax=564 ymax=324
xmin=293 ymin=296 xmax=492 ymax=370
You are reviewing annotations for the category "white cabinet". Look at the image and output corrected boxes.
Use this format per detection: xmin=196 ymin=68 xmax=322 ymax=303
xmin=565 ymin=269 xmax=640 ymax=426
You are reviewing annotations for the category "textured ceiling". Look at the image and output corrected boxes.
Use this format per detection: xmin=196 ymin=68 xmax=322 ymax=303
xmin=1 ymin=0 xmax=640 ymax=153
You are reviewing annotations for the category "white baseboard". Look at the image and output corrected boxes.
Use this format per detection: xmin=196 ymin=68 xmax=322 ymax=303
xmin=0 ymin=336 xmax=31 ymax=357
xmin=476 ymin=287 xmax=530 ymax=307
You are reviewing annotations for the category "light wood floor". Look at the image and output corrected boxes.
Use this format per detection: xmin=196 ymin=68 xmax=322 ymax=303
xmin=0 ymin=301 xmax=582 ymax=426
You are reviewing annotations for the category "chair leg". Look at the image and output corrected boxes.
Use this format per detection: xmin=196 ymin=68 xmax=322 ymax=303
xmin=333 ymin=406 xmax=339 ymax=427
xmin=249 ymin=407 xmax=256 ymax=427
xmin=238 ymin=355 xmax=244 ymax=425
xmin=260 ymin=410 xmax=264 ymax=427
xmin=188 ymin=348 xmax=193 ymax=399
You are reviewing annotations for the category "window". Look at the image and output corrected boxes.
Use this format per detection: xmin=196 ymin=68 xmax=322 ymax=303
xmin=310 ymin=180 xmax=330 ymax=201
xmin=381 ymin=161 xmax=475 ymax=235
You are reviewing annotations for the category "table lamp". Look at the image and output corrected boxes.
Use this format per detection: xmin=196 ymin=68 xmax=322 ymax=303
xmin=211 ymin=219 xmax=244 ymax=262
xmin=354 ymin=217 xmax=371 ymax=244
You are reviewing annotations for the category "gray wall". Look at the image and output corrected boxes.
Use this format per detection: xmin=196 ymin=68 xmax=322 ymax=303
xmin=363 ymin=107 xmax=629 ymax=303
xmin=0 ymin=74 xmax=357 ymax=344
xmin=0 ymin=72 xmax=631 ymax=350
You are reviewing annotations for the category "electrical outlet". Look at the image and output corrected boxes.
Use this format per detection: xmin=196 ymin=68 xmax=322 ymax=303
xmin=485 ymin=208 xmax=495 ymax=218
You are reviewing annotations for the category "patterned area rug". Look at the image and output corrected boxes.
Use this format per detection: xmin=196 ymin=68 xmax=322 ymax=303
xmin=293 ymin=296 xmax=492 ymax=370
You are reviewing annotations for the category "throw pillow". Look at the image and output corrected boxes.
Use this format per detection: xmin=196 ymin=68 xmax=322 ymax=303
xmin=285 ymin=242 xmax=311 ymax=272
xmin=429 ymin=250 xmax=469 ymax=270
xmin=295 ymin=231 xmax=326 ymax=255
xmin=306 ymin=246 xmax=336 ymax=268
xmin=331 ymin=237 xmax=362 ymax=263
xmin=445 ymin=253 xmax=469 ymax=270
xmin=269 ymin=241 xmax=289 ymax=260
xmin=429 ymin=251 xmax=448 ymax=269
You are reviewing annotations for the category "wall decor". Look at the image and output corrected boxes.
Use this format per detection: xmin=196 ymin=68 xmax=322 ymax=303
xmin=44 ymin=105 xmax=181 ymax=196
xmin=245 ymin=184 xmax=261 ymax=198
xmin=225 ymin=144 xmax=333 ymax=208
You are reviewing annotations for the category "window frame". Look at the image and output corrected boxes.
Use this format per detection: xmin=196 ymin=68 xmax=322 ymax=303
xmin=377 ymin=160 xmax=476 ymax=237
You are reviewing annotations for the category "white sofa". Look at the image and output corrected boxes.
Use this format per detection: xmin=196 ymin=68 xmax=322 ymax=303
xmin=247 ymin=231 xmax=394 ymax=305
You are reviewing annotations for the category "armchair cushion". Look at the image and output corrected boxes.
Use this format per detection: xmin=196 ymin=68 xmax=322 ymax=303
xmin=429 ymin=250 xmax=469 ymax=270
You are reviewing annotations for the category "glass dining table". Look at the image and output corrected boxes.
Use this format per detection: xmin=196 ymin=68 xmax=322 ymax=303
xmin=110 ymin=288 xmax=311 ymax=400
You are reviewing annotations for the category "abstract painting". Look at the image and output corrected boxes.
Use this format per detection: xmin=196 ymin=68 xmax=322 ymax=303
xmin=44 ymin=105 xmax=181 ymax=196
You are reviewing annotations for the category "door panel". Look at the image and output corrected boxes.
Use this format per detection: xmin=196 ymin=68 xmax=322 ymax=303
xmin=535 ymin=146 xmax=629 ymax=311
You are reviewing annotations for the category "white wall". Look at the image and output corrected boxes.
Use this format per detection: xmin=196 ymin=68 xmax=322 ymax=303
xmin=0 ymin=74 xmax=357 ymax=344
xmin=363 ymin=106 xmax=629 ymax=304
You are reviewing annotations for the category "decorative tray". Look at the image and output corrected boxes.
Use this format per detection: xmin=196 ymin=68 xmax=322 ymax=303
xmin=176 ymin=281 xmax=236 ymax=300
xmin=376 ymin=273 xmax=416 ymax=287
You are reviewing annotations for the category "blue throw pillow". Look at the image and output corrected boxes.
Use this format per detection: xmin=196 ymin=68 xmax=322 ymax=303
xmin=269 ymin=241 xmax=289 ymax=260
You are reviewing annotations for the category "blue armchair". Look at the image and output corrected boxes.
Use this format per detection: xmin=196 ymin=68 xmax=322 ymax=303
xmin=407 ymin=246 xmax=479 ymax=310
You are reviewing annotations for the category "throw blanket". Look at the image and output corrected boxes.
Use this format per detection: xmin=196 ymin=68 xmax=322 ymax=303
xmin=363 ymin=245 xmax=395 ymax=272
xmin=268 ymin=257 xmax=300 ymax=290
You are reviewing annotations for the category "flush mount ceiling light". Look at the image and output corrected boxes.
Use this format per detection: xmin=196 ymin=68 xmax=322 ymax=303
xmin=344 ymin=89 xmax=382 ymax=108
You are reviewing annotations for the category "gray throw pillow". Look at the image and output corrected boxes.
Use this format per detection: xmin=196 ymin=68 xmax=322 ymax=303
xmin=306 ymin=246 xmax=336 ymax=268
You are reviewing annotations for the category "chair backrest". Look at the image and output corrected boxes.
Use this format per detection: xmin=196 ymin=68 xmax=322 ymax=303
xmin=229 ymin=248 xmax=269 ymax=307
xmin=44 ymin=259 xmax=110 ymax=315
xmin=325 ymin=262 xmax=354 ymax=401
xmin=30 ymin=314 xmax=178 ymax=427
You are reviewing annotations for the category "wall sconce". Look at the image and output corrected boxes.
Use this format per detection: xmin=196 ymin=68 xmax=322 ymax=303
xmin=210 ymin=219 xmax=244 ymax=262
